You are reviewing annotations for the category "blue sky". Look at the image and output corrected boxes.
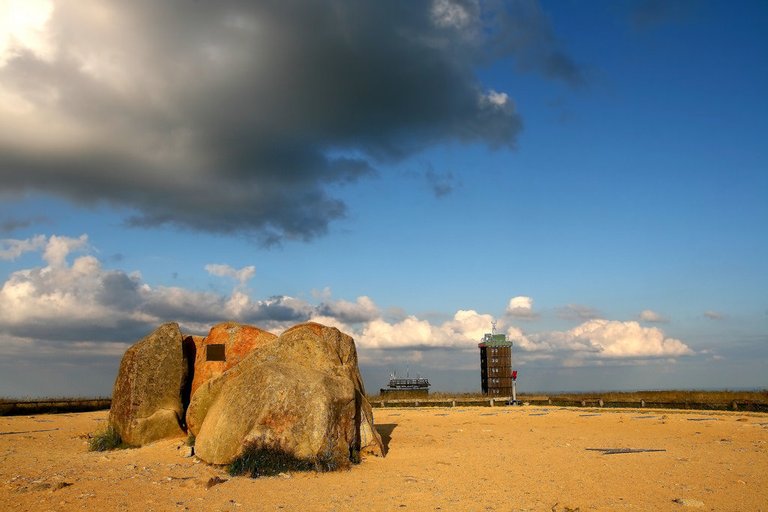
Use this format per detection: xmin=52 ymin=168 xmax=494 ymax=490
xmin=0 ymin=0 xmax=766 ymax=397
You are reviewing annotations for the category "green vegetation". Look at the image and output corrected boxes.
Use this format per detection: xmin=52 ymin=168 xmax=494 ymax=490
xmin=228 ymin=444 xmax=314 ymax=477
xmin=368 ymin=389 xmax=768 ymax=404
xmin=542 ymin=389 xmax=768 ymax=404
xmin=369 ymin=391 xmax=487 ymax=401
xmin=0 ymin=397 xmax=111 ymax=416
xmin=367 ymin=389 xmax=768 ymax=412
xmin=186 ymin=433 xmax=196 ymax=447
xmin=228 ymin=442 xmax=348 ymax=478
xmin=88 ymin=425 xmax=130 ymax=452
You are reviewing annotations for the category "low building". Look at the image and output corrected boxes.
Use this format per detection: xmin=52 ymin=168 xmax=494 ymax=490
xmin=380 ymin=373 xmax=430 ymax=398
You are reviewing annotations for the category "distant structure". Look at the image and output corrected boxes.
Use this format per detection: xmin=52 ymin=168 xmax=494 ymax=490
xmin=380 ymin=370 xmax=430 ymax=397
xmin=478 ymin=322 xmax=514 ymax=396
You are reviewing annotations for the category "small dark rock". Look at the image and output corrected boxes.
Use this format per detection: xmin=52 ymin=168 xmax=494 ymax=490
xmin=206 ymin=476 xmax=227 ymax=489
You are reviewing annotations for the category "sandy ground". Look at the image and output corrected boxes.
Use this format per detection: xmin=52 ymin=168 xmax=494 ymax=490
xmin=1 ymin=406 xmax=766 ymax=512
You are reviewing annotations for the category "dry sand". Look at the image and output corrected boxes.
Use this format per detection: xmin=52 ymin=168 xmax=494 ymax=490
xmin=1 ymin=406 xmax=766 ymax=511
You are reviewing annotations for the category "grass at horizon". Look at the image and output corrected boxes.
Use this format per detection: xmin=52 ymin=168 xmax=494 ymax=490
xmin=0 ymin=397 xmax=112 ymax=416
xmin=367 ymin=389 xmax=768 ymax=405
xmin=0 ymin=396 xmax=111 ymax=403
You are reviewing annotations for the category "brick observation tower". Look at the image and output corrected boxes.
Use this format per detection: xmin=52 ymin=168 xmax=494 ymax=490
xmin=478 ymin=323 xmax=514 ymax=396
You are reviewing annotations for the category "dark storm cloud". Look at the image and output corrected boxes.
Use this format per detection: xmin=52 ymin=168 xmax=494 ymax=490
xmin=0 ymin=0 xmax=580 ymax=244
xmin=0 ymin=216 xmax=49 ymax=234
xmin=240 ymin=296 xmax=314 ymax=324
xmin=630 ymin=0 xmax=697 ymax=29
xmin=97 ymin=272 xmax=143 ymax=310
xmin=316 ymin=296 xmax=379 ymax=323
xmin=139 ymin=287 xmax=234 ymax=325
xmin=425 ymin=168 xmax=456 ymax=198
xmin=483 ymin=0 xmax=585 ymax=87
xmin=1 ymin=318 xmax=153 ymax=345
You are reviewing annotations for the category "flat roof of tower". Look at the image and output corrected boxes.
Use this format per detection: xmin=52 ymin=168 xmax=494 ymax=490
xmin=478 ymin=332 xmax=512 ymax=348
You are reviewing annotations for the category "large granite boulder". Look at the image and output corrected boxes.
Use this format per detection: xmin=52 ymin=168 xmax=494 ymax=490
xmin=189 ymin=322 xmax=278 ymax=398
xmin=109 ymin=322 xmax=189 ymax=446
xmin=188 ymin=322 xmax=384 ymax=465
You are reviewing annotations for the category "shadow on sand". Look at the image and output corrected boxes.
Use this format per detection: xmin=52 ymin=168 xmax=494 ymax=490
xmin=375 ymin=423 xmax=397 ymax=453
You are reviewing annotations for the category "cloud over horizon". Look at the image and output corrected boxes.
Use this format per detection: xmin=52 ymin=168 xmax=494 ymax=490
xmin=0 ymin=233 xmax=695 ymax=372
xmin=0 ymin=0 xmax=582 ymax=245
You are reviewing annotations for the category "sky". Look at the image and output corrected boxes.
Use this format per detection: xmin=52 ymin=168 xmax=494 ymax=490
xmin=0 ymin=0 xmax=766 ymax=397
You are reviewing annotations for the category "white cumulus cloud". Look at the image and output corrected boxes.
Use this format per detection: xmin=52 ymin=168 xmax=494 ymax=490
xmin=205 ymin=263 xmax=256 ymax=287
xmin=526 ymin=319 xmax=692 ymax=359
xmin=0 ymin=234 xmax=147 ymax=340
xmin=486 ymin=90 xmax=509 ymax=106
xmin=506 ymin=295 xmax=537 ymax=319
xmin=638 ymin=309 xmax=668 ymax=323
xmin=0 ymin=0 xmax=54 ymax=65
xmin=359 ymin=309 xmax=494 ymax=350
xmin=42 ymin=234 xmax=88 ymax=267
xmin=431 ymin=0 xmax=475 ymax=29
xmin=0 ymin=234 xmax=46 ymax=260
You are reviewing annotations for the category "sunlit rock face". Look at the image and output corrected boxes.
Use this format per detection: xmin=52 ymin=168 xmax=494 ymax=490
xmin=188 ymin=322 xmax=385 ymax=465
xmin=109 ymin=322 xmax=188 ymax=446
xmin=188 ymin=322 xmax=278 ymax=399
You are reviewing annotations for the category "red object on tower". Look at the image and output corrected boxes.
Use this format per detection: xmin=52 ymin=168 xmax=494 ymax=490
xmin=512 ymin=370 xmax=518 ymax=380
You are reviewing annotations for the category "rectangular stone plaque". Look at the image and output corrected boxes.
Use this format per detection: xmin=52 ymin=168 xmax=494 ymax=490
xmin=206 ymin=344 xmax=225 ymax=361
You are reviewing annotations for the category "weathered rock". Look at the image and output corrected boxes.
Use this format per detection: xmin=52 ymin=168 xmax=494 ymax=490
xmin=109 ymin=322 xmax=188 ymax=446
xmin=189 ymin=322 xmax=278 ymax=399
xmin=188 ymin=322 xmax=385 ymax=465
xmin=278 ymin=323 xmax=383 ymax=457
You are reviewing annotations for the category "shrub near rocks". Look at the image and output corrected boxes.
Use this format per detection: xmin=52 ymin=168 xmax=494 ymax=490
xmin=228 ymin=441 xmax=316 ymax=478
xmin=88 ymin=425 xmax=128 ymax=452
